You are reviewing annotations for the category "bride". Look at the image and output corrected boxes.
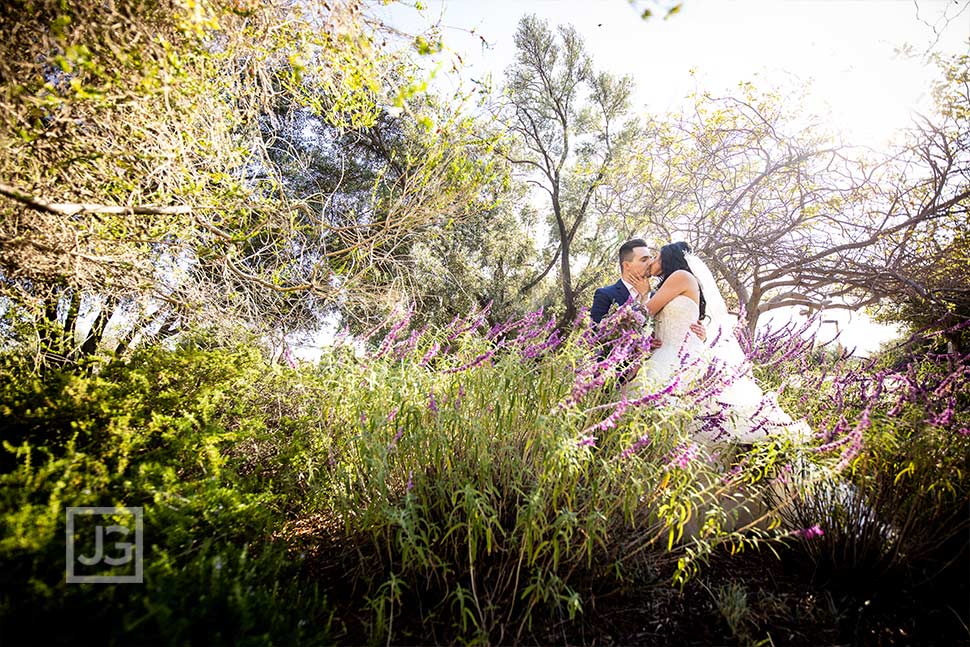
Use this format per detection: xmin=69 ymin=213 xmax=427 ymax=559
xmin=626 ymin=241 xmax=810 ymax=445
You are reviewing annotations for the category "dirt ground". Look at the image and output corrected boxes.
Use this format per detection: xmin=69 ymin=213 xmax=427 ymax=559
xmin=532 ymin=548 xmax=969 ymax=647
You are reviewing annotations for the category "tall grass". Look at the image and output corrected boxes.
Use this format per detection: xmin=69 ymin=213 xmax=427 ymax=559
xmin=0 ymin=306 xmax=965 ymax=644
xmin=259 ymin=306 xmax=849 ymax=643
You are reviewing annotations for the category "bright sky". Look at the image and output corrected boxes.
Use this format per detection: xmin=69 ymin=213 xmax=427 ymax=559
xmin=383 ymin=0 xmax=969 ymax=148
xmin=363 ymin=0 xmax=968 ymax=356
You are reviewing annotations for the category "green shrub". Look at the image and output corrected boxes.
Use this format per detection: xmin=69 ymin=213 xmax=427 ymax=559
xmin=0 ymin=345 xmax=335 ymax=645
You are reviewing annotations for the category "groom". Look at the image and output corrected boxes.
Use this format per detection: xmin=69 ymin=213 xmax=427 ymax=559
xmin=591 ymin=238 xmax=706 ymax=339
xmin=591 ymin=238 xmax=652 ymax=325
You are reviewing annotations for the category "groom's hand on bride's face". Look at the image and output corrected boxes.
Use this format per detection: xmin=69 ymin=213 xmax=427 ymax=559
xmin=630 ymin=273 xmax=651 ymax=295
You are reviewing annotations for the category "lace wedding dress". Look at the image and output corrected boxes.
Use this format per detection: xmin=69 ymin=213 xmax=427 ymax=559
xmin=638 ymin=294 xmax=706 ymax=386
xmin=634 ymin=270 xmax=810 ymax=445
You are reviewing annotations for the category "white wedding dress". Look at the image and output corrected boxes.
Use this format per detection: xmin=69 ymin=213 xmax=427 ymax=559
xmin=638 ymin=294 xmax=706 ymax=385
xmin=634 ymin=292 xmax=810 ymax=445
xmin=629 ymin=256 xmax=827 ymax=541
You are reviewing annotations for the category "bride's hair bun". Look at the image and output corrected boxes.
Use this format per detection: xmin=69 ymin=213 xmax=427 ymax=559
xmin=673 ymin=241 xmax=691 ymax=254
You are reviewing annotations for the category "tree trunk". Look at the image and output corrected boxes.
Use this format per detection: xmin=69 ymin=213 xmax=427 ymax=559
xmin=560 ymin=234 xmax=575 ymax=324
xmin=61 ymin=290 xmax=80 ymax=358
xmin=944 ymin=330 xmax=962 ymax=373
xmin=39 ymin=290 xmax=75 ymax=369
xmin=550 ymin=179 xmax=577 ymax=326
xmin=114 ymin=319 xmax=140 ymax=356
xmin=78 ymin=298 xmax=115 ymax=359
xmin=742 ymin=279 xmax=763 ymax=338
xmin=745 ymin=298 xmax=762 ymax=338
xmin=945 ymin=334 xmax=962 ymax=355
xmin=157 ymin=314 xmax=181 ymax=341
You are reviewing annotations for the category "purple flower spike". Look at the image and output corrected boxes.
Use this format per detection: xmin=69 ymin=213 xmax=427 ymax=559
xmin=428 ymin=391 xmax=439 ymax=414
xmin=375 ymin=311 xmax=413 ymax=358
xmin=281 ymin=343 xmax=298 ymax=368
xmin=931 ymin=398 xmax=955 ymax=427
xmin=665 ymin=442 xmax=700 ymax=470
xmin=388 ymin=427 xmax=403 ymax=451
xmin=419 ymin=342 xmax=442 ymax=367
xmin=619 ymin=434 xmax=651 ymax=460
xmin=794 ymin=524 xmax=824 ymax=539
xmin=444 ymin=349 xmax=496 ymax=374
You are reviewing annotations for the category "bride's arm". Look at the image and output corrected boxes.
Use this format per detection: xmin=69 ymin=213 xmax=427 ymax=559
xmin=639 ymin=271 xmax=692 ymax=316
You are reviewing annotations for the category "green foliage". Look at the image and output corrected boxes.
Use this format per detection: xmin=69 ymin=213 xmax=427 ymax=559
xmin=755 ymin=337 xmax=970 ymax=604
xmin=630 ymin=0 xmax=684 ymax=21
xmin=873 ymin=229 xmax=970 ymax=347
xmin=1 ymin=0 xmax=506 ymax=355
xmin=1 ymin=310 xmax=966 ymax=644
xmin=0 ymin=345 xmax=334 ymax=645
xmin=0 ymin=318 xmax=805 ymax=644
xmin=277 ymin=325 xmax=813 ymax=643
xmin=500 ymin=14 xmax=638 ymax=322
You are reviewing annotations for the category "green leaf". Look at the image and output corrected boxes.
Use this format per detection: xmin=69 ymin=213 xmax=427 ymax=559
xmin=51 ymin=14 xmax=71 ymax=39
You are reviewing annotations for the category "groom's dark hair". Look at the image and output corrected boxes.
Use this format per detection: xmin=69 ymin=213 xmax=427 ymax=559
xmin=618 ymin=238 xmax=649 ymax=271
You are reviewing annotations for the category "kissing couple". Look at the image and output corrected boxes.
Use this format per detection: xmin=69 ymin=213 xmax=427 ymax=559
xmin=591 ymin=239 xmax=810 ymax=444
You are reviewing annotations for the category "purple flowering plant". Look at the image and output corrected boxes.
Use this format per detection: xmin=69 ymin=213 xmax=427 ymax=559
xmin=306 ymin=299 xmax=967 ymax=632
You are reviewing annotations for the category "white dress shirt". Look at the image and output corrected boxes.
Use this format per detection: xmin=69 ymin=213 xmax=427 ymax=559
xmin=621 ymin=278 xmax=641 ymax=303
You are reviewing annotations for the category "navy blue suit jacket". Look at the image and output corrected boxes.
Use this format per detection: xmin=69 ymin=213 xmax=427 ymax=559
xmin=590 ymin=279 xmax=631 ymax=325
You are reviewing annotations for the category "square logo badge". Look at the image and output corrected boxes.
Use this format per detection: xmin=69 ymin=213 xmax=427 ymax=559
xmin=66 ymin=506 xmax=144 ymax=584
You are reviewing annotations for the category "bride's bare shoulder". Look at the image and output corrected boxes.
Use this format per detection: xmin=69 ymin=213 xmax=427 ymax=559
xmin=668 ymin=269 xmax=699 ymax=287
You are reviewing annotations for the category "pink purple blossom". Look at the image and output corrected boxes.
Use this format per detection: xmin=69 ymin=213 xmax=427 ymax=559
xmin=619 ymin=434 xmax=651 ymax=460
xmin=794 ymin=524 xmax=824 ymax=539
